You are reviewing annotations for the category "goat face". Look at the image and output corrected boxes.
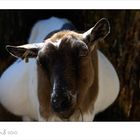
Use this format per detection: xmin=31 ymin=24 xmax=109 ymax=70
xmin=37 ymin=35 xmax=90 ymax=119
xmin=6 ymin=18 xmax=110 ymax=119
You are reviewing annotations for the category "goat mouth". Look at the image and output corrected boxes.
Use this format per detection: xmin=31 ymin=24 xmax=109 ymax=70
xmin=52 ymin=103 xmax=76 ymax=120
xmin=56 ymin=109 xmax=75 ymax=120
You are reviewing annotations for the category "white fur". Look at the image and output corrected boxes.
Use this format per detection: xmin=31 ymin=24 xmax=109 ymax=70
xmin=0 ymin=17 xmax=120 ymax=121
xmin=0 ymin=59 xmax=39 ymax=120
xmin=52 ymin=39 xmax=62 ymax=48
xmin=94 ymin=50 xmax=120 ymax=115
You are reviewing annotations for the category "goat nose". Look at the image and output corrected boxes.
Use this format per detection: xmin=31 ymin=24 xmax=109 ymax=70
xmin=51 ymin=94 xmax=71 ymax=113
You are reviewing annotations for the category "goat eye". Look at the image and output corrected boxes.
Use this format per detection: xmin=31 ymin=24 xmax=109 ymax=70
xmin=37 ymin=54 xmax=49 ymax=67
xmin=39 ymin=56 xmax=51 ymax=75
xmin=41 ymin=57 xmax=49 ymax=66
xmin=79 ymin=46 xmax=89 ymax=57
xmin=74 ymin=41 xmax=89 ymax=57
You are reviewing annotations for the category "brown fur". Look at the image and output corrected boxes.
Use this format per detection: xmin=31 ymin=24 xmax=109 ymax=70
xmin=46 ymin=30 xmax=83 ymax=43
xmin=37 ymin=63 xmax=52 ymax=120
xmin=77 ymin=46 xmax=98 ymax=114
xmin=37 ymin=31 xmax=99 ymax=120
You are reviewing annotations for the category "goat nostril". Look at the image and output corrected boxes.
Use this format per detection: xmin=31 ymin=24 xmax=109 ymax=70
xmin=52 ymin=98 xmax=57 ymax=104
xmin=51 ymin=95 xmax=71 ymax=112
xmin=61 ymin=99 xmax=70 ymax=110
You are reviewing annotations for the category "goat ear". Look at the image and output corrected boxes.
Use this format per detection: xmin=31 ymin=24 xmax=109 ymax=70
xmin=6 ymin=43 xmax=44 ymax=60
xmin=83 ymin=18 xmax=110 ymax=51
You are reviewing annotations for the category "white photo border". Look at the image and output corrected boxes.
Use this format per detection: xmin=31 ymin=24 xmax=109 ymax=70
xmin=0 ymin=1 xmax=140 ymax=140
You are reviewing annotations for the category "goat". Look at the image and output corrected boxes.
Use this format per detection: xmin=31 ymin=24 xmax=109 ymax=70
xmin=0 ymin=17 xmax=120 ymax=121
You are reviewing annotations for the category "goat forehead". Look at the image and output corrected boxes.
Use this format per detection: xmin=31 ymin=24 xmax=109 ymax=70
xmin=48 ymin=30 xmax=82 ymax=41
xmin=41 ymin=41 xmax=74 ymax=56
xmin=52 ymin=37 xmax=74 ymax=50
xmin=40 ymin=32 xmax=84 ymax=61
xmin=51 ymin=39 xmax=62 ymax=48
xmin=45 ymin=31 xmax=83 ymax=48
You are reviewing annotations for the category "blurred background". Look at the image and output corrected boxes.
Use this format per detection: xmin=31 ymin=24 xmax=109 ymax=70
xmin=0 ymin=10 xmax=140 ymax=121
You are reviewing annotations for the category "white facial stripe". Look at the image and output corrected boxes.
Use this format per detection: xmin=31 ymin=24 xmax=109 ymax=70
xmin=52 ymin=39 xmax=62 ymax=48
xmin=51 ymin=81 xmax=57 ymax=98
